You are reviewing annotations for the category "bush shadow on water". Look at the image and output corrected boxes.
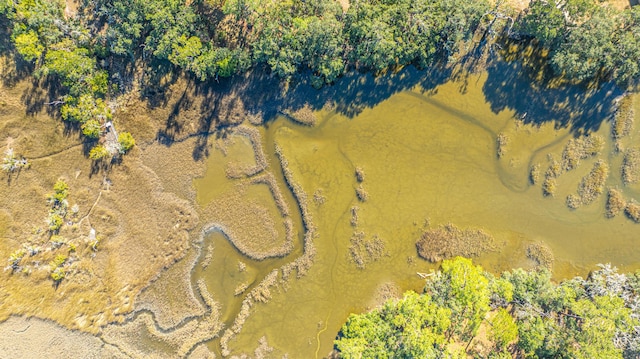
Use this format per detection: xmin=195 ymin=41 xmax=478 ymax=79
xmin=482 ymin=60 xmax=624 ymax=136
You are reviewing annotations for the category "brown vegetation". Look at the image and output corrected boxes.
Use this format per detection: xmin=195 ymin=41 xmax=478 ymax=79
xmin=280 ymin=105 xmax=318 ymax=126
xmin=355 ymin=167 xmax=366 ymax=182
xmin=416 ymin=223 xmax=497 ymax=263
xmin=624 ymin=200 xmax=640 ymax=223
xmin=529 ymin=163 xmax=540 ymax=185
xmin=350 ymin=206 xmax=359 ymax=227
xmin=249 ymin=172 xmax=291 ymax=217
xmin=348 ymin=232 xmax=387 ymax=269
xmin=496 ymin=133 xmax=509 ymax=158
xmin=605 ymin=188 xmax=627 ymax=218
xmin=356 ymin=184 xmax=369 ymax=202
xmin=526 ymin=242 xmax=554 ymax=270
xmin=225 ymin=125 xmax=269 ymax=179
xmin=543 ymin=158 xmax=562 ymax=196
xmin=560 ymin=135 xmax=604 ymax=172
xmin=566 ymin=160 xmax=609 ymax=209
xmin=622 ymin=148 xmax=640 ymax=185
xmin=612 ymin=95 xmax=634 ymax=151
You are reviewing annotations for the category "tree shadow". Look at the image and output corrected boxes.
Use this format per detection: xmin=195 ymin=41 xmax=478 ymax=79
xmin=482 ymin=59 xmax=623 ymax=136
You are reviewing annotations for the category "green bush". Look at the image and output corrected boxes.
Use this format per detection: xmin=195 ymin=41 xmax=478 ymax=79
xmin=118 ymin=132 xmax=135 ymax=153
xmin=89 ymin=145 xmax=110 ymax=160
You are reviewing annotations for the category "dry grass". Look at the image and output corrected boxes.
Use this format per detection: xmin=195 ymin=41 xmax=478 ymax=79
xmin=356 ymin=184 xmax=369 ymax=202
xmin=348 ymin=232 xmax=387 ymax=269
xmin=566 ymin=160 xmax=609 ymax=209
xmin=275 ymin=143 xmax=317 ymax=280
xmin=313 ymin=188 xmax=326 ymax=205
xmin=205 ymin=190 xmax=293 ymax=260
xmin=355 ymin=167 xmax=365 ymax=182
xmin=624 ymin=200 xmax=640 ymax=223
xmin=102 ymin=278 xmax=222 ymax=358
xmin=561 ymin=135 xmax=604 ymax=172
xmin=416 ymin=223 xmax=497 ymax=262
xmin=249 ymin=172 xmax=291 ymax=217
xmin=529 ymin=163 xmax=540 ymax=185
xmin=612 ymin=95 xmax=634 ymax=151
xmin=280 ymin=104 xmax=318 ymax=126
xmin=496 ymin=132 xmax=509 ymax=158
xmin=526 ymin=242 xmax=554 ymax=270
xmin=350 ymin=206 xmax=359 ymax=227
xmin=542 ymin=158 xmax=561 ymax=196
xmin=622 ymin=148 xmax=640 ymax=185
xmin=225 ymin=125 xmax=269 ymax=179
xmin=606 ymin=188 xmax=627 ymax=218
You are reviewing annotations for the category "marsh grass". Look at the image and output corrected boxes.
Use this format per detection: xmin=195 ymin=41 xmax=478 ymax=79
xmin=348 ymin=232 xmax=387 ymax=269
xmin=529 ymin=163 xmax=540 ymax=185
xmin=356 ymin=184 xmax=369 ymax=202
xmin=225 ymin=126 xmax=268 ymax=179
xmin=350 ymin=206 xmax=359 ymax=227
xmin=612 ymin=95 xmax=634 ymax=151
xmin=526 ymin=242 xmax=554 ymax=270
xmin=622 ymin=148 xmax=640 ymax=185
xmin=605 ymin=188 xmax=626 ymax=218
xmin=280 ymin=105 xmax=318 ymax=126
xmin=543 ymin=158 xmax=562 ymax=196
xmin=249 ymin=172 xmax=291 ymax=217
xmin=624 ymin=201 xmax=640 ymax=223
xmin=355 ymin=167 xmax=365 ymax=182
xmin=415 ymin=223 xmax=496 ymax=263
xmin=566 ymin=160 xmax=609 ymax=209
xmin=496 ymin=132 xmax=509 ymax=158
xmin=560 ymin=135 xmax=604 ymax=172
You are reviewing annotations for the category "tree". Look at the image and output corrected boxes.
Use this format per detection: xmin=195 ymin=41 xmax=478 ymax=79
xmin=118 ymin=132 xmax=135 ymax=153
xmin=425 ymin=257 xmax=490 ymax=342
xmin=335 ymin=291 xmax=452 ymax=358
xmin=89 ymin=145 xmax=110 ymax=160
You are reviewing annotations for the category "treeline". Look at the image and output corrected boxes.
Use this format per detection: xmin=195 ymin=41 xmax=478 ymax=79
xmin=84 ymin=0 xmax=490 ymax=87
xmin=0 ymin=0 xmax=639 ymax=147
xmin=335 ymin=257 xmax=640 ymax=358
xmin=517 ymin=0 xmax=640 ymax=88
xmin=2 ymin=1 xmax=639 ymax=94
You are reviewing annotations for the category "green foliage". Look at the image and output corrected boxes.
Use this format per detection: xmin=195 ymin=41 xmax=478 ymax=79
xmin=490 ymin=308 xmax=518 ymax=349
xmin=50 ymin=266 xmax=65 ymax=281
xmin=13 ymin=31 xmax=44 ymax=61
xmin=81 ymin=119 xmax=102 ymax=138
xmin=336 ymin=291 xmax=451 ymax=358
xmin=426 ymin=257 xmax=490 ymax=341
xmin=52 ymin=179 xmax=68 ymax=202
xmin=8 ymin=249 xmax=27 ymax=269
xmin=337 ymin=258 xmax=640 ymax=358
xmin=117 ymin=132 xmax=135 ymax=153
xmin=89 ymin=145 xmax=110 ymax=160
xmin=48 ymin=213 xmax=64 ymax=232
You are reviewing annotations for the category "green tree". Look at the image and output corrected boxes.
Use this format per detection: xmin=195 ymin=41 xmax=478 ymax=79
xmin=89 ymin=145 xmax=110 ymax=160
xmin=118 ymin=132 xmax=135 ymax=153
xmin=335 ymin=291 xmax=452 ymax=358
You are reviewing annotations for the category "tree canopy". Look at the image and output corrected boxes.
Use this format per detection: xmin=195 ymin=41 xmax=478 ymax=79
xmin=335 ymin=258 xmax=640 ymax=358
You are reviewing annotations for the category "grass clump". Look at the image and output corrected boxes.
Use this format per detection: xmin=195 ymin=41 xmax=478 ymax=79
xmin=561 ymin=135 xmax=604 ymax=172
xmin=350 ymin=206 xmax=359 ymax=227
xmin=529 ymin=163 xmax=541 ymax=185
xmin=349 ymin=232 xmax=386 ymax=269
xmin=313 ymin=188 xmax=326 ymax=205
xmin=355 ymin=167 xmax=365 ymax=182
xmin=526 ymin=242 xmax=554 ymax=270
xmin=356 ymin=184 xmax=369 ymax=202
xmin=496 ymin=133 xmax=509 ymax=158
xmin=622 ymin=148 xmax=640 ymax=185
xmin=624 ymin=201 xmax=640 ymax=223
xmin=543 ymin=158 xmax=562 ymax=196
xmin=612 ymin=95 xmax=634 ymax=149
xmin=606 ymin=188 xmax=626 ymax=218
xmin=416 ymin=223 xmax=496 ymax=263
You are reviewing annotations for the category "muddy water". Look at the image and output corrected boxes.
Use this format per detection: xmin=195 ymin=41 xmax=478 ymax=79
xmin=193 ymin=71 xmax=640 ymax=357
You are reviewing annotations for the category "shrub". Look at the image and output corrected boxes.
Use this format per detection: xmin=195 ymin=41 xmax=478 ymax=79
xmin=89 ymin=145 xmax=110 ymax=160
xmin=118 ymin=132 xmax=135 ymax=153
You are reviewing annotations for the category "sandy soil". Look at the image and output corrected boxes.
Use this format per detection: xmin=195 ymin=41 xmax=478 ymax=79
xmin=0 ymin=316 xmax=128 ymax=358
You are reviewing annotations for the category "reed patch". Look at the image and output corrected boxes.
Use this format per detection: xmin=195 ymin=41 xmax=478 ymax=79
xmin=415 ymin=223 xmax=497 ymax=263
